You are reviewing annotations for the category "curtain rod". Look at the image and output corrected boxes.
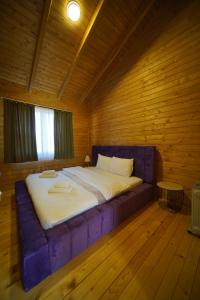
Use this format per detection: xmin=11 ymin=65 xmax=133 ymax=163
xmin=0 ymin=97 xmax=72 ymax=113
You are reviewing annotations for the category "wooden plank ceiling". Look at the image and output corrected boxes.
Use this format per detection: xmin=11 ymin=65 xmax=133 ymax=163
xmin=0 ymin=0 xmax=154 ymax=102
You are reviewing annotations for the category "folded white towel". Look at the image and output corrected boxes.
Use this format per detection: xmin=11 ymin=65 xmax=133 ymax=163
xmin=39 ymin=173 xmax=58 ymax=178
xmin=48 ymin=186 xmax=73 ymax=193
xmin=54 ymin=181 xmax=71 ymax=189
xmin=42 ymin=170 xmax=56 ymax=175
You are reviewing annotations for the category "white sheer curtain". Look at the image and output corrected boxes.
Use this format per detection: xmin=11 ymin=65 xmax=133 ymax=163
xmin=35 ymin=107 xmax=54 ymax=160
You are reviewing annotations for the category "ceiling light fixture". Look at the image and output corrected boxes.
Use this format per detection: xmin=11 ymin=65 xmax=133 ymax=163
xmin=67 ymin=1 xmax=80 ymax=22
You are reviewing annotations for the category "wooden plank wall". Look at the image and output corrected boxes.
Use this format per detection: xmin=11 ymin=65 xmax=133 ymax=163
xmin=0 ymin=79 xmax=90 ymax=190
xmin=89 ymin=0 xmax=200 ymax=205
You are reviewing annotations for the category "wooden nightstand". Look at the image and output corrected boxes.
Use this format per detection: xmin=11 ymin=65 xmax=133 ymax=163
xmin=157 ymin=181 xmax=184 ymax=212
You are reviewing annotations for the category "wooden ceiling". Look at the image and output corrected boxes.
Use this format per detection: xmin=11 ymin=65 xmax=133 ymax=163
xmin=0 ymin=0 xmax=155 ymax=103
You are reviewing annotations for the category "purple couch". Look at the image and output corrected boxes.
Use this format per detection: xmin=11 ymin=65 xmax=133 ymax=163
xmin=15 ymin=145 xmax=155 ymax=291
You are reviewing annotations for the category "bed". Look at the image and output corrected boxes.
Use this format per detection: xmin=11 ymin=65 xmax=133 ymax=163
xmin=15 ymin=145 xmax=155 ymax=291
xmin=26 ymin=166 xmax=143 ymax=230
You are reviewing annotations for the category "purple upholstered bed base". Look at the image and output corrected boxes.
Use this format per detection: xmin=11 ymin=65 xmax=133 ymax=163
xmin=15 ymin=145 xmax=155 ymax=291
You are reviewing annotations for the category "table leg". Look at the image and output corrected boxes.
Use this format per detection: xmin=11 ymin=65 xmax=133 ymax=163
xmin=158 ymin=188 xmax=168 ymax=208
xmin=163 ymin=188 xmax=167 ymax=204
xmin=163 ymin=189 xmax=176 ymax=213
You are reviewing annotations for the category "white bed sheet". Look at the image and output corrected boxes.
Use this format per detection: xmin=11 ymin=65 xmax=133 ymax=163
xmin=26 ymin=166 xmax=142 ymax=229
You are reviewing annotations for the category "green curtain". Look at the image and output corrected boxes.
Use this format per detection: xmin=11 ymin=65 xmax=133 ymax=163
xmin=54 ymin=110 xmax=74 ymax=159
xmin=4 ymin=99 xmax=38 ymax=163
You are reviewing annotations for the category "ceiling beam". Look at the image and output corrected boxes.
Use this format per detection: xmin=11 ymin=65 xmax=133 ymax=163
xmin=80 ymin=0 xmax=156 ymax=103
xmin=57 ymin=0 xmax=105 ymax=100
xmin=28 ymin=0 xmax=52 ymax=92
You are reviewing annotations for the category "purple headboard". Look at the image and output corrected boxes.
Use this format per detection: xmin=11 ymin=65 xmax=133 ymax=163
xmin=92 ymin=145 xmax=156 ymax=185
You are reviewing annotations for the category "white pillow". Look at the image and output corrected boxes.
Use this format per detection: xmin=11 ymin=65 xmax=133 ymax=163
xmin=96 ymin=154 xmax=112 ymax=172
xmin=110 ymin=156 xmax=134 ymax=177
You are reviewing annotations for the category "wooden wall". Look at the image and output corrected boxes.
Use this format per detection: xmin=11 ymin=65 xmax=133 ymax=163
xmin=89 ymin=0 xmax=200 ymax=205
xmin=0 ymin=79 xmax=90 ymax=190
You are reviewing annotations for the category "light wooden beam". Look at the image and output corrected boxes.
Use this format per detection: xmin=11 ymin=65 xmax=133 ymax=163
xmin=57 ymin=0 xmax=105 ymax=100
xmin=28 ymin=0 xmax=52 ymax=92
xmin=80 ymin=0 xmax=156 ymax=103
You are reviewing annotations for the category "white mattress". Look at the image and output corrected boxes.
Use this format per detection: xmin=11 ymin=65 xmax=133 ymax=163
xmin=26 ymin=166 xmax=142 ymax=229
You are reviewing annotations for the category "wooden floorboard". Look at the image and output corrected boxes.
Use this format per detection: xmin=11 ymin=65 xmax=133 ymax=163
xmin=0 ymin=190 xmax=199 ymax=300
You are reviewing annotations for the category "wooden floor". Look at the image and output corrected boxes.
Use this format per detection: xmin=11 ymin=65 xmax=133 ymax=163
xmin=0 ymin=191 xmax=200 ymax=300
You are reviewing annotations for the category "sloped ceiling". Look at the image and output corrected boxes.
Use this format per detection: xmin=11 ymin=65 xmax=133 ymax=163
xmin=0 ymin=0 xmax=155 ymax=103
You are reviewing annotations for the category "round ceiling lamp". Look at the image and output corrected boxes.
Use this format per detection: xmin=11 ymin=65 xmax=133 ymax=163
xmin=67 ymin=1 xmax=80 ymax=22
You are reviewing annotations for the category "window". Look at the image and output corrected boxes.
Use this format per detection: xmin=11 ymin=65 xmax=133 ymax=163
xmin=4 ymin=98 xmax=74 ymax=163
xmin=35 ymin=107 xmax=54 ymax=160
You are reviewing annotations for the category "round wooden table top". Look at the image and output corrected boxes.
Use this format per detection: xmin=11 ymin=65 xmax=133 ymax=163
xmin=157 ymin=181 xmax=183 ymax=191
